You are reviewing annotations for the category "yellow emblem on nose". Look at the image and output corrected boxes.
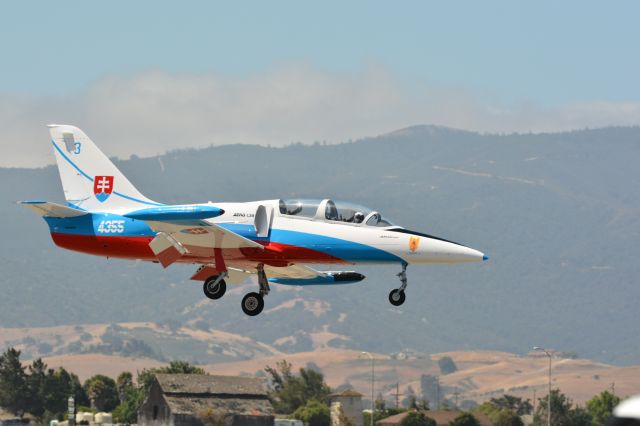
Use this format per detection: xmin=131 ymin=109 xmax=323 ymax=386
xmin=409 ymin=236 xmax=420 ymax=252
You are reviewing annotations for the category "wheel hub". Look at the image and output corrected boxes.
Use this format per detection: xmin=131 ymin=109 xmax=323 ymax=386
xmin=244 ymin=297 xmax=258 ymax=311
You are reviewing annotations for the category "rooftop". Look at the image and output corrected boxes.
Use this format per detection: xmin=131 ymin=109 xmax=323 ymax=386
xmin=377 ymin=410 xmax=492 ymax=426
xmin=155 ymin=374 xmax=268 ymax=396
xmin=330 ymin=389 xmax=364 ymax=398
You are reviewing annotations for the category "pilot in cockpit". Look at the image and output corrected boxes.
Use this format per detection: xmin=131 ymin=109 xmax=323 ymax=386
xmin=353 ymin=211 xmax=365 ymax=224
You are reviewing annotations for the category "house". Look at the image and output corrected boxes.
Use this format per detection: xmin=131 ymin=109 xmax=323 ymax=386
xmin=329 ymin=389 xmax=363 ymax=426
xmin=0 ymin=409 xmax=28 ymax=426
xmin=377 ymin=410 xmax=492 ymax=426
xmin=138 ymin=373 xmax=274 ymax=426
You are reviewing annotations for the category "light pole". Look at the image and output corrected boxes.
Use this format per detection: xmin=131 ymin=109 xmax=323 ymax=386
xmin=533 ymin=346 xmax=552 ymax=426
xmin=68 ymin=396 xmax=75 ymax=426
xmin=361 ymin=351 xmax=375 ymax=426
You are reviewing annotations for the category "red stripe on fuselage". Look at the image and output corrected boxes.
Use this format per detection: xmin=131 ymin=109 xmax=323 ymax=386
xmin=49 ymin=233 xmax=348 ymax=265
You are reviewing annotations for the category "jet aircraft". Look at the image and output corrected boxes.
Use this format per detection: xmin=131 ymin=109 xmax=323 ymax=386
xmin=22 ymin=125 xmax=488 ymax=316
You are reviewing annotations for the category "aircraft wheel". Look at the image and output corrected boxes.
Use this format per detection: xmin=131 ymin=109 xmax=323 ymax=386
xmin=203 ymin=277 xmax=226 ymax=300
xmin=389 ymin=289 xmax=406 ymax=306
xmin=241 ymin=292 xmax=264 ymax=316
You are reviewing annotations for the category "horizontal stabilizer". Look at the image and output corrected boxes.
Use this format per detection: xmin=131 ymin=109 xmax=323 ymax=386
xmin=124 ymin=205 xmax=224 ymax=221
xmin=19 ymin=201 xmax=87 ymax=218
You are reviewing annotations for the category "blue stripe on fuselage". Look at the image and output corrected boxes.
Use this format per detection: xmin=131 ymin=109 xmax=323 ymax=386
xmin=218 ymin=223 xmax=401 ymax=263
xmin=44 ymin=213 xmax=155 ymax=237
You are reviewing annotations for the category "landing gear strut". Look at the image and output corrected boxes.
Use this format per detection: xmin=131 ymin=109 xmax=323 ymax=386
xmin=388 ymin=262 xmax=408 ymax=306
xmin=203 ymin=273 xmax=227 ymax=300
xmin=241 ymin=264 xmax=270 ymax=316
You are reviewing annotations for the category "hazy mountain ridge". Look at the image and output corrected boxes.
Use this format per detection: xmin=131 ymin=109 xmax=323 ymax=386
xmin=1 ymin=125 xmax=639 ymax=364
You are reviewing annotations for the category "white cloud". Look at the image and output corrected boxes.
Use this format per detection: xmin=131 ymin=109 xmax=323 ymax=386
xmin=1 ymin=64 xmax=640 ymax=167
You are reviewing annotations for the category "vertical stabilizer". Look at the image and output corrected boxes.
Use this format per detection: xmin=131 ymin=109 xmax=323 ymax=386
xmin=48 ymin=124 xmax=160 ymax=212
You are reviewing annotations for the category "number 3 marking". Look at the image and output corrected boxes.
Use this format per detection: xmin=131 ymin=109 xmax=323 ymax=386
xmin=73 ymin=142 xmax=81 ymax=154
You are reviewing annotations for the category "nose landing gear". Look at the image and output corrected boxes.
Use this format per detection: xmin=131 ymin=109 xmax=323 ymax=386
xmin=388 ymin=262 xmax=408 ymax=306
xmin=241 ymin=263 xmax=270 ymax=316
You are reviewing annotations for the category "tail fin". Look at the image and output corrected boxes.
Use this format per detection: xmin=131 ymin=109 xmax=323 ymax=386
xmin=48 ymin=124 xmax=160 ymax=212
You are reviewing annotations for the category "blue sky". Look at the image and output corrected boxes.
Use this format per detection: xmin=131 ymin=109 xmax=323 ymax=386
xmin=2 ymin=1 xmax=640 ymax=166
xmin=2 ymin=1 xmax=638 ymax=102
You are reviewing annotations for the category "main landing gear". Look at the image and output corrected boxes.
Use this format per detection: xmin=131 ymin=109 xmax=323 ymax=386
xmin=203 ymin=273 xmax=227 ymax=300
xmin=388 ymin=262 xmax=408 ymax=306
xmin=241 ymin=264 xmax=270 ymax=317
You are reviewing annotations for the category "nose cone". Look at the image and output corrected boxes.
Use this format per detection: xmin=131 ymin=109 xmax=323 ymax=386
xmin=422 ymin=238 xmax=487 ymax=264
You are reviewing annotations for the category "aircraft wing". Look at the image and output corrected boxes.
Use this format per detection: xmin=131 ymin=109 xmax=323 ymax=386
xmin=192 ymin=260 xmax=364 ymax=285
xmin=145 ymin=220 xmax=263 ymax=267
xmin=266 ymin=263 xmax=365 ymax=285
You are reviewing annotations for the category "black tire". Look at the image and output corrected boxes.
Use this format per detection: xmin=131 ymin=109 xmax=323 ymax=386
xmin=203 ymin=277 xmax=226 ymax=300
xmin=241 ymin=292 xmax=264 ymax=316
xmin=389 ymin=289 xmax=406 ymax=306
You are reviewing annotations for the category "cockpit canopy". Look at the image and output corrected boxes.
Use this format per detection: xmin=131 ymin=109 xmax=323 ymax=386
xmin=278 ymin=199 xmax=394 ymax=227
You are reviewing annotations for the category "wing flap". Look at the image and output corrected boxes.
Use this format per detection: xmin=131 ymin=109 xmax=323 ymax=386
xmin=149 ymin=232 xmax=188 ymax=268
xmin=146 ymin=220 xmax=264 ymax=250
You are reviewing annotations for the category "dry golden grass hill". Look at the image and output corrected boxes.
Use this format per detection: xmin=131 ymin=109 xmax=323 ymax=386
xmin=3 ymin=323 xmax=639 ymax=405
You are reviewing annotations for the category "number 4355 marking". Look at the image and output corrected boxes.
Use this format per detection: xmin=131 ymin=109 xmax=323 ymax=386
xmin=97 ymin=220 xmax=124 ymax=233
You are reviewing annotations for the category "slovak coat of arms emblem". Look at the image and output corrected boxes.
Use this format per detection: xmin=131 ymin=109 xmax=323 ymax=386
xmin=93 ymin=176 xmax=114 ymax=202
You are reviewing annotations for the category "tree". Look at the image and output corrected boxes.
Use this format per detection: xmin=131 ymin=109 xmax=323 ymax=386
xmin=113 ymin=371 xmax=142 ymax=424
xmin=586 ymin=390 xmax=621 ymax=426
xmin=533 ymin=389 xmax=571 ymax=426
xmin=403 ymin=385 xmax=417 ymax=409
xmin=492 ymin=410 xmax=524 ymax=426
xmin=489 ymin=395 xmax=532 ymax=415
xmin=533 ymin=389 xmax=592 ymax=426
xmin=450 ymin=412 xmax=481 ymax=426
xmin=84 ymin=375 xmax=119 ymax=412
xmin=0 ymin=348 xmax=28 ymax=417
xmin=400 ymin=411 xmax=436 ymax=426
xmin=112 ymin=387 xmax=144 ymax=424
xmin=25 ymin=358 xmax=48 ymax=419
xmin=375 ymin=392 xmax=386 ymax=411
xmin=438 ymin=356 xmax=458 ymax=375
xmin=157 ymin=360 xmax=206 ymax=375
xmin=265 ymin=360 xmax=331 ymax=414
xmin=116 ymin=372 xmax=134 ymax=404
xmin=293 ymin=400 xmax=330 ymax=426
xmin=568 ymin=406 xmax=592 ymax=426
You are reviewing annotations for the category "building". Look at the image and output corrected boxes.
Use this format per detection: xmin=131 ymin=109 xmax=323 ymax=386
xmin=329 ymin=389 xmax=363 ymax=426
xmin=0 ymin=409 xmax=23 ymax=426
xmin=138 ymin=373 xmax=274 ymax=426
xmin=377 ymin=410 xmax=492 ymax=426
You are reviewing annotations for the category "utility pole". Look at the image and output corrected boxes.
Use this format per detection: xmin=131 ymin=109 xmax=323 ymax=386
xmin=362 ymin=352 xmax=375 ymax=426
xmin=534 ymin=347 xmax=552 ymax=426
xmin=453 ymin=386 xmax=460 ymax=409
xmin=68 ymin=396 xmax=75 ymax=426
xmin=435 ymin=376 xmax=440 ymax=410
